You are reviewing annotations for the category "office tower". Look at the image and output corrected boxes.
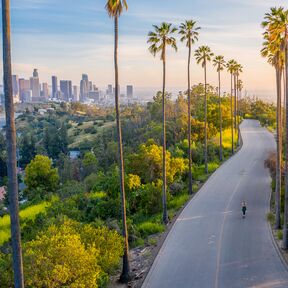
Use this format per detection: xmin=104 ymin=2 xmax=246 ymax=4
xmin=73 ymin=85 xmax=78 ymax=102
xmin=89 ymin=81 xmax=93 ymax=92
xmin=19 ymin=78 xmax=30 ymax=102
xmin=41 ymin=83 xmax=49 ymax=100
xmin=30 ymin=69 xmax=41 ymax=102
xmin=33 ymin=68 xmax=39 ymax=78
xmin=60 ymin=80 xmax=72 ymax=102
xmin=80 ymin=74 xmax=89 ymax=102
xmin=127 ymin=85 xmax=133 ymax=99
xmin=88 ymin=91 xmax=100 ymax=102
xmin=108 ymin=84 xmax=113 ymax=95
xmin=12 ymin=75 xmax=19 ymax=96
xmin=52 ymin=76 xmax=58 ymax=99
xmin=21 ymin=90 xmax=32 ymax=103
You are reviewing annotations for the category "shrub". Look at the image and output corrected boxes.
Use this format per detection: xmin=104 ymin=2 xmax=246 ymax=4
xmin=168 ymin=194 xmax=190 ymax=210
xmin=137 ymin=221 xmax=165 ymax=238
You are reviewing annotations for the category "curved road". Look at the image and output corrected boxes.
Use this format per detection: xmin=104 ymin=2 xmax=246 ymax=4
xmin=142 ymin=120 xmax=288 ymax=288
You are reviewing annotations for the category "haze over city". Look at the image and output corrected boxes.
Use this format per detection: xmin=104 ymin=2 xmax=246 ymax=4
xmin=0 ymin=0 xmax=287 ymax=101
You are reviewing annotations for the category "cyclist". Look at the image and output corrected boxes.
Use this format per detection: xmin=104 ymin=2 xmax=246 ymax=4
xmin=242 ymin=201 xmax=247 ymax=218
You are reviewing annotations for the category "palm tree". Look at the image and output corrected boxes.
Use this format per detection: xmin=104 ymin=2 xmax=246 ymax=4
xmin=262 ymin=7 xmax=285 ymax=231
xmin=179 ymin=20 xmax=200 ymax=195
xmin=195 ymin=46 xmax=214 ymax=174
xmin=237 ymin=79 xmax=244 ymax=118
xmin=213 ymin=55 xmax=225 ymax=161
xmin=234 ymin=63 xmax=243 ymax=145
xmin=105 ymin=0 xmax=130 ymax=282
xmin=1 ymin=0 xmax=24 ymax=287
xmin=148 ymin=22 xmax=177 ymax=224
xmin=226 ymin=59 xmax=237 ymax=155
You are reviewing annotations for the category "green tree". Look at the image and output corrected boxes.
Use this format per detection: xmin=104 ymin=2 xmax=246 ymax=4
xmin=105 ymin=0 xmax=130 ymax=282
xmin=179 ymin=19 xmax=200 ymax=194
xmin=24 ymin=155 xmax=59 ymax=200
xmin=195 ymin=46 xmax=214 ymax=174
xmin=82 ymin=152 xmax=98 ymax=177
xmin=213 ymin=55 xmax=226 ymax=161
xmin=147 ymin=22 xmax=177 ymax=224
xmin=19 ymin=134 xmax=36 ymax=167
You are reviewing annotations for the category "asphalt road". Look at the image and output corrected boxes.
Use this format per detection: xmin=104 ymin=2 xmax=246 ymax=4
xmin=142 ymin=120 xmax=288 ymax=288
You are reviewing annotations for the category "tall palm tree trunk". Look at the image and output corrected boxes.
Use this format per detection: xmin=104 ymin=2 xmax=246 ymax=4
xmin=275 ymin=66 xmax=282 ymax=230
xmin=218 ymin=70 xmax=223 ymax=161
xmin=283 ymin=32 xmax=288 ymax=248
xmin=2 ymin=1 xmax=24 ymax=287
xmin=114 ymin=16 xmax=130 ymax=283
xmin=162 ymin=45 xmax=168 ymax=224
xmin=204 ymin=62 xmax=208 ymax=174
xmin=230 ymin=73 xmax=234 ymax=155
xmin=187 ymin=41 xmax=193 ymax=194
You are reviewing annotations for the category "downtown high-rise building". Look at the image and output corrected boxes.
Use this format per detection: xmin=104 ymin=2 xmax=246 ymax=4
xmin=127 ymin=85 xmax=133 ymax=99
xmin=80 ymin=74 xmax=89 ymax=102
xmin=19 ymin=78 xmax=31 ymax=102
xmin=52 ymin=76 xmax=58 ymax=99
xmin=73 ymin=85 xmax=78 ymax=102
xmin=60 ymin=80 xmax=72 ymax=102
xmin=12 ymin=75 xmax=20 ymax=103
xmin=41 ymin=83 xmax=49 ymax=100
xmin=108 ymin=84 xmax=113 ymax=95
xmin=30 ymin=69 xmax=41 ymax=102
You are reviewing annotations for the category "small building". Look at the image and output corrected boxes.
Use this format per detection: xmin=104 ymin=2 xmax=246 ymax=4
xmin=0 ymin=186 xmax=6 ymax=202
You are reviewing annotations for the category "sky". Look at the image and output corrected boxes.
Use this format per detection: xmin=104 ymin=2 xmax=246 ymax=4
xmin=0 ymin=0 xmax=287 ymax=100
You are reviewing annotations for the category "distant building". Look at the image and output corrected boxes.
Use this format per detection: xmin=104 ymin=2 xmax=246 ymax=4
xmin=73 ymin=85 xmax=78 ymax=102
xmin=60 ymin=80 xmax=72 ymax=101
xmin=80 ymin=74 xmax=89 ymax=102
xmin=88 ymin=91 xmax=100 ymax=102
xmin=21 ymin=90 xmax=32 ymax=102
xmin=30 ymin=69 xmax=40 ymax=102
xmin=11 ymin=75 xmax=20 ymax=103
xmin=52 ymin=76 xmax=58 ymax=99
xmin=19 ymin=78 xmax=31 ymax=102
xmin=33 ymin=68 xmax=39 ymax=78
xmin=108 ymin=84 xmax=113 ymax=95
xmin=127 ymin=85 xmax=133 ymax=98
xmin=41 ymin=83 xmax=49 ymax=100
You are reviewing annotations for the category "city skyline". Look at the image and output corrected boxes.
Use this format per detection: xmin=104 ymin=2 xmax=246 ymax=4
xmin=0 ymin=0 xmax=287 ymax=101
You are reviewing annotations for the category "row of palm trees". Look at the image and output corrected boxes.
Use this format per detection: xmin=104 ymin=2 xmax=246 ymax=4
xmin=261 ymin=7 xmax=288 ymax=249
xmin=147 ymin=22 xmax=243 ymax=229
xmin=1 ymin=0 xmax=244 ymax=285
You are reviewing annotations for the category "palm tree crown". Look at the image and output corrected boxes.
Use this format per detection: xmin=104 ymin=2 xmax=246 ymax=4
xmin=213 ymin=55 xmax=225 ymax=72
xmin=105 ymin=0 xmax=128 ymax=17
xmin=148 ymin=22 xmax=178 ymax=59
xmin=226 ymin=59 xmax=237 ymax=74
xmin=194 ymin=46 xmax=214 ymax=67
xmin=179 ymin=20 xmax=200 ymax=47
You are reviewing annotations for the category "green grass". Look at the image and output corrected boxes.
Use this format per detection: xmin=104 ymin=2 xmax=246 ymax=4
xmin=0 ymin=201 xmax=50 ymax=245
xmin=168 ymin=194 xmax=190 ymax=210
xmin=137 ymin=221 xmax=165 ymax=238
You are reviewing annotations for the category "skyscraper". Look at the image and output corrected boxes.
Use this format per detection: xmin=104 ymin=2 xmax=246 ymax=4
xmin=19 ymin=78 xmax=31 ymax=102
xmin=11 ymin=75 xmax=20 ymax=103
xmin=73 ymin=85 xmax=78 ymax=102
xmin=80 ymin=74 xmax=89 ymax=102
xmin=127 ymin=85 xmax=133 ymax=99
xmin=108 ymin=84 xmax=113 ymax=95
xmin=33 ymin=69 xmax=39 ymax=78
xmin=52 ymin=76 xmax=58 ymax=99
xmin=30 ymin=69 xmax=41 ymax=102
xmin=41 ymin=83 xmax=49 ymax=100
xmin=60 ymin=80 xmax=72 ymax=101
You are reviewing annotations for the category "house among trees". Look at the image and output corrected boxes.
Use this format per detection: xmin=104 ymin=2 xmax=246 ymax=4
xmin=0 ymin=186 xmax=6 ymax=202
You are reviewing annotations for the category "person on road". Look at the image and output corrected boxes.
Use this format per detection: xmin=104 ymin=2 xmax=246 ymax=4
xmin=242 ymin=201 xmax=247 ymax=217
